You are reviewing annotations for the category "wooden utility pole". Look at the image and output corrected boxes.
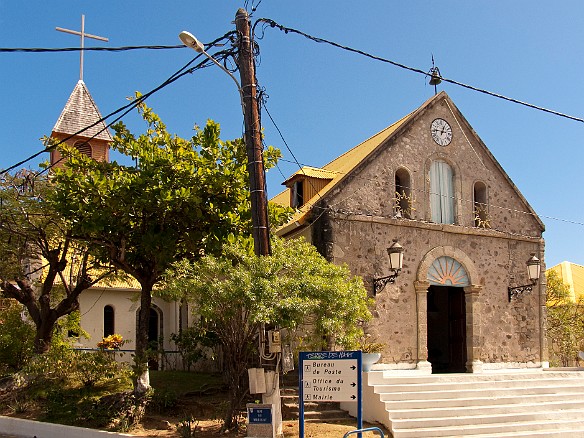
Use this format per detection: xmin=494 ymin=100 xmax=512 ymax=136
xmin=235 ymin=8 xmax=271 ymax=257
xmin=235 ymin=10 xmax=282 ymax=437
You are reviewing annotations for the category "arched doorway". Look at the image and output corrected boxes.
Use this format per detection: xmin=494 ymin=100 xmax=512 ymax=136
xmin=137 ymin=304 xmax=163 ymax=371
xmin=427 ymin=257 xmax=469 ymax=373
xmin=416 ymin=248 xmax=483 ymax=373
xmin=427 ymin=285 xmax=467 ymax=373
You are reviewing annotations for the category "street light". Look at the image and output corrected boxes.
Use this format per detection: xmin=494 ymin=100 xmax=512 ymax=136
xmin=508 ymin=253 xmax=541 ymax=301
xmin=372 ymin=240 xmax=404 ymax=296
xmin=178 ymin=31 xmax=245 ymax=115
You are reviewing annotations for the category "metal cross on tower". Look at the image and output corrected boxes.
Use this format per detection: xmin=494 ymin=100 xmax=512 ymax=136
xmin=56 ymin=15 xmax=109 ymax=81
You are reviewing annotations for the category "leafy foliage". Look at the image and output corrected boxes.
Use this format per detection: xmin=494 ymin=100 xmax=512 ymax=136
xmin=0 ymin=302 xmax=35 ymax=372
xmin=546 ymin=270 xmax=584 ymax=367
xmin=170 ymin=324 xmax=219 ymax=371
xmin=97 ymin=334 xmax=126 ymax=350
xmin=23 ymin=343 xmax=130 ymax=388
xmin=163 ymin=236 xmax=372 ymax=427
xmin=0 ymin=171 xmax=114 ymax=353
xmin=49 ymin=100 xmax=289 ymax=393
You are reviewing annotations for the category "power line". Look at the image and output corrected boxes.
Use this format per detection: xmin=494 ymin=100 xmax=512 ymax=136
xmin=0 ymin=44 xmax=185 ymax=53
xmin=254 ymin=18 xmax=584 ymax=125
xmin=275 ymin=157 xmax=584 ymax=229
xmin=2 ymin=33 xmax=237 ymax=176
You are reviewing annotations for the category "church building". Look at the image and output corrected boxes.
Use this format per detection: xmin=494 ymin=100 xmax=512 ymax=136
xmin=272 ymin=92 xmax=547 ymax=373
xmin=50 ymin=80 xmax=187 ymax=367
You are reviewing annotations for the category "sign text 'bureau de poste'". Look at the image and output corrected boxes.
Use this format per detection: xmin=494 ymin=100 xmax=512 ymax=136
xmin=299 ymin=351 xmax=361 ymax=401
xmin=298 ymin=351 xmax=363 ymax=438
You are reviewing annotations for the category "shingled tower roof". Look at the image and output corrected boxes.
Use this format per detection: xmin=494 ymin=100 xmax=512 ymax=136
xmin=52 ymin=80 xmax=112 ymax=142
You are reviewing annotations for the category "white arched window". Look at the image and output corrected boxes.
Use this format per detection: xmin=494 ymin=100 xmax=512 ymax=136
xmin=430 ymin=160 xmax=455 ymax=224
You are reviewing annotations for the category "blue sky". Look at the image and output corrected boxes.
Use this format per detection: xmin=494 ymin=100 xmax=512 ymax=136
xmin=1 ymin=1 xmax=583 ymax=268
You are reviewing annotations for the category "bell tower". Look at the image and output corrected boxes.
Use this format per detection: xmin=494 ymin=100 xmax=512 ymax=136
xmin=50 ymin=15 xmax=111 ymax=167
xmin=50 ymin=80 xmax=112 ymax=167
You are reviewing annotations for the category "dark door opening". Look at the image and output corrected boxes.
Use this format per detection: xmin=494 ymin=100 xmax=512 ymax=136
xmin=148 ymin=308 xmax=160 ymax=370
xmin=427 ymin=285 xmax=467 ymax=373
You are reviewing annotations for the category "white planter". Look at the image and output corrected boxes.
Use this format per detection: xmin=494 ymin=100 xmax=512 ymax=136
xmin=362 ymin=353 xmax=381 ymax=372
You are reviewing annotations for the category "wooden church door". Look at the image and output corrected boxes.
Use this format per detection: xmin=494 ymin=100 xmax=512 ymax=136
xmin=427 ymin=285 xmax=467 ymax=373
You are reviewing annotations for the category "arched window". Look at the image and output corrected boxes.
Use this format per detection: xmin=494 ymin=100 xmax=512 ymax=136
xmin=394 ymin=168 xmax=412 ymax=219
xmin=74 ymin=141 xmax=92 ymax=158
xmin=103 ymin=305 xmax=115 ymax=337
xmin=429 ymin=160 xmax=455 ymax=224
xmin=473 ymin=181 xmax=489 ymax=228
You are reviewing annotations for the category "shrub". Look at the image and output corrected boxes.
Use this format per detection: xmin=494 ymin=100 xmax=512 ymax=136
xmin=170 ymin=325 xmax=218 ymax=370
xmin=24 ymin=344 xmax=130 ymax=388
xmin=97 ymin=334 xmax=125 ymax=350
xmin=0 ymin=302 xmax=35 ymax=371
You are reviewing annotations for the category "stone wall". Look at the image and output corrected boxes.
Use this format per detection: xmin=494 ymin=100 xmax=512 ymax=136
xmin=307 ymin=94 xmax=546 ymax=369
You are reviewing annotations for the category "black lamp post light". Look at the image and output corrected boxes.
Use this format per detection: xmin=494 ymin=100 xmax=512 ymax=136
xmin=508 ymin=254 xmax=541 ymax=301
xmin=372 ymin=241 xmax=404 ymax=296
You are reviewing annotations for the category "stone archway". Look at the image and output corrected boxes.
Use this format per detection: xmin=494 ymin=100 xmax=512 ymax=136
xmin=415 ymin=246 xmax=483 ymax=373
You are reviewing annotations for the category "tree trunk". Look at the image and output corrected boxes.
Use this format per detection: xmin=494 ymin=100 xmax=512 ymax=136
xmin=33 ymin=315 xmax=57 ymax=354
xmin=133 ymin=282 xmax=154 ymax=395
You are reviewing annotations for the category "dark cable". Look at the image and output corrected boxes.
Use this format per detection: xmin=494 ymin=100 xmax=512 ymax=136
xmin=254 ymin=18 xmax=584 ymax=124
xmin=2 ymin=32 xmax=237 ymax=176
xmin=0 ymin=45 xmax=185 ymax=53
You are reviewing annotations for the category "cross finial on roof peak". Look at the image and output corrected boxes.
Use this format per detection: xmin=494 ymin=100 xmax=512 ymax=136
xmin=56 ymin=15 xmax=109 ymax=81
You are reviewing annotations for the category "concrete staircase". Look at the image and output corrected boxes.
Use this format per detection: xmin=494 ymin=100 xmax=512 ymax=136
xmin=343 ymin=369 xmax=584 ymax=437
xmin=280 ymin=371 xmax=352 ymax=422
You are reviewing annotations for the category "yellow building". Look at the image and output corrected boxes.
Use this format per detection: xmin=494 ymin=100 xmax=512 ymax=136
xmin=547 ymin=261 xmax=584 ymax=302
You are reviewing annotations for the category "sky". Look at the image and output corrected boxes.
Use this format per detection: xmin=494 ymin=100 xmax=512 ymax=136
xmin=0 ymin=1 xmax=583 ymax=268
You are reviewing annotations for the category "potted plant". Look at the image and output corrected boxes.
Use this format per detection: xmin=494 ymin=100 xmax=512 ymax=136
xmin=357 ymin=334 xmax=384 ymax=372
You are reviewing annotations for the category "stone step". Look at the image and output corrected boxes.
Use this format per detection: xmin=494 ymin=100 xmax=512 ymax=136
xmin=382 ymin=391 xmax=584 ymax=410
xmin=378 ymin=384 xmax=584 ymax=401
xmin=390 ymin=407 xmax=584 ymax=429
xmin=283 ymin=400 xmax=339 ymax=410
xmin=388 ymin=399 xmax=584 ymax=419
xmin=374 ymin=376 xmax=584 ymax=393
xmin=297 ymin=409 xmax=351 ymax=420
xmin=443 ymin=428 xmax=584 ymax=438
xmin=345 ymin=370 xmax=584 ymax=437
xmin=367 ymin=370 xmax=584 ymax=385
xmin=392 ymin=418 xmax=584 ymax=438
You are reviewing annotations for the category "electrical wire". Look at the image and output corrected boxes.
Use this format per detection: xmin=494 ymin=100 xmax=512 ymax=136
xmin=1 ymin=32 xmax=238 ymax=177
xmin=0 ymin=45 xmax=185 ymax=53
xmin=274 ymin=156 xmax=584 ymax=229
xmin=253 ymin=18 xmax=584 ymax=125
xmin=261 ymin=101 xmax=326 ymax=206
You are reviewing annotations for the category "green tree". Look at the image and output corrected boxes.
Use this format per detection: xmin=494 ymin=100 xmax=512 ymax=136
xmin=162 ymin=237 xmax=373 ymax=429
xmin=546 ymin=270 xmax=584 ymax=366
xmin=49 ymin=100 xmax=285 ymax=394
xmin=0 ymin=171 xmax=113 ymax=354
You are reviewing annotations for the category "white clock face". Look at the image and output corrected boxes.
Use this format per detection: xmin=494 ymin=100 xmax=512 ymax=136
xmin=431 ymin=118 xmax=452 ymax=146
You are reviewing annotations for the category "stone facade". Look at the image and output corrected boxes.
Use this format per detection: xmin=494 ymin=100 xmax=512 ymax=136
xmin=275 ymin=92 xmax=546 ymax=373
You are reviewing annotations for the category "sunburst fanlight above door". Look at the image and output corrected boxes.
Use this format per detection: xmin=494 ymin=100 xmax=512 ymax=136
xmin=427 ymin=256 xmax=469 ymax=286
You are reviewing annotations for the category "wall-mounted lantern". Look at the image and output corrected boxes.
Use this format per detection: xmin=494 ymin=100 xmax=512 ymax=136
xmin=508 ymin=254 xmax=541 ymax=301
xmin=372 ymin=241 xmax=404 ymax=296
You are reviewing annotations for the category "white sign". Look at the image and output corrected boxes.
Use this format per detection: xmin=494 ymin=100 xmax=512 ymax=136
xmin=300 ymin=351 xmax=360 ymax=402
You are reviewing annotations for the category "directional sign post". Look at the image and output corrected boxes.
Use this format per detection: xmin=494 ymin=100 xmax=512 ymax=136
xmin=299 ymin=351 xmax=362 ymax=438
